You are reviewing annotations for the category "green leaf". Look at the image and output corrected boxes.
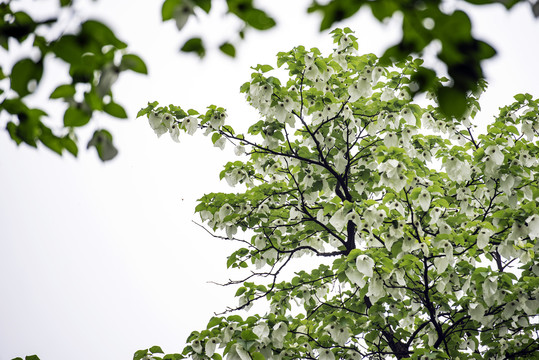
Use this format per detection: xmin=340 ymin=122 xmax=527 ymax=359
xmin=181 ymin=37 xmax=205 ymax=58
xmin=50 ymin=84 xmax=76 ymax=99
xmin=437 ymin=86 xmax=467 ymax=118
xmin=10 ymin=58 xmax=43 ymax=97
xmin=120 ymin=54 xmax=148 ymax=74
xmin=241 ymin=329 xmax=259 ymax=341
xmin=87 ymin=129 xmax=118 ymax=161
xmin=133 ymin=349 xmax=149 ymax=360
xmin=162 ymin=0 xmax=181 ymax=20
xmin=61 ymin=136 xmax=78 ymax=157
xmin=64 ymin=106 xmax=91 ymax=127
xmin=25 ymin=357 xmax=40 ymax=360
xmin=219 ymin=42 xmax=236 ymax=58
xmin=150 ymin=346 xmax=164 ymax=354
xmin=104 ymin=102 xmax=128 ymax=119
xmin=242 ymin=8 xmax=276 ymax=30
xmin=81 ymin=20 xmax=126 ymax=49
xmin=196 ymin=0 xmax=212 ymax=13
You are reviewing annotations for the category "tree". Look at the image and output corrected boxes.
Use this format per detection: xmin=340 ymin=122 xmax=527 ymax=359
xmin=131 ymin=29 xmax=539 ymax=360
xmin=2 ymin=0 xmax=537 ymax=161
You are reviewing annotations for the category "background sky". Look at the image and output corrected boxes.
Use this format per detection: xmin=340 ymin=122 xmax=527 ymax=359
xmin=1 ymin=1 xmax=538 ymax=359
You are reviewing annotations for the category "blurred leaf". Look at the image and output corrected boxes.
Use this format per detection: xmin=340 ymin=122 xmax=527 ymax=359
xmin=38 ymin=125 xmax=63 ymax=155
xmin=196 ymin=0 xmax=212 ymax=13
xmin=51 ymin=35 xmax=84 ymax=64
xmin=0 ymin=11 xmax=37 ymax=46
xmin=437 ymin=86 xmax=467 ymax=118
xmin=50 ymin=84 xmax=76 ymax=99
xmin=64 ymin=106 xmax=91 ymax=127
xmin=242 ymin=8 xmax=276 ymax=30
xmin=104 ymin=102 xmax=128 ymax=118
xmin=162 ymin=0 xmax=181 ymax=20
xmin=219 ymin=42 xmax=236 ymax=57
xmin=10 ymin=58 xmax=43 ymax=97
xmin=81 ymin=20 xmax=126 ymax=49
xmin=120 ymin=54 xmax=148 ymax=74
xmin=61 ymin=135 xmax=78 ymax=156
xmin=87 ymin=129 xmax=118 ymax=161
xmin=181 ymin=37 xmax=205 ymax=58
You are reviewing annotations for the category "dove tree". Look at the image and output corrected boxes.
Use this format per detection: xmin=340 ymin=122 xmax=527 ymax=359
xmin=136 ymin=29 xmax=539 ymax=360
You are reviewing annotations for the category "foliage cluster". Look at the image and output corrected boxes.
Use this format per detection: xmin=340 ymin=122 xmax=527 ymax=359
xmin=133 ymin=30 xmax=539 ymax=359
xmin=0 ymin=0 xmax=147 ymax=160
xmin=2 ymin=0 xmax=537 ymax=160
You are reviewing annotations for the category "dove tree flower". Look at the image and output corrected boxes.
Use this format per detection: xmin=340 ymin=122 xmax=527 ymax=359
xmin=136 ymin=29 xmax=539 ymax=360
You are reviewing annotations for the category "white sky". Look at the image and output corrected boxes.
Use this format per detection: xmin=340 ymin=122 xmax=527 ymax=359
xmin=1 ymin=1 xmax=538 ymax=359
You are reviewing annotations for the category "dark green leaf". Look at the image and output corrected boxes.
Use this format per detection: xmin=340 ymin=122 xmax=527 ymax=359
xmin=219 ymin=42 xmax=236 ymax=57
xmin=180 ymin=37 xmax=205 ymax=58
xmin=120 ymin=54 xmax=148 ymax=74
xmin=196 ymin=0 xmax=212 ymax=13
xmin=437 ymin=86 xmax=467 ymax=118
xmin=81 ymin=20 xmax=127 ymax=49
xmin=25 ymin=356 xmax=40 ymax=360
xmin=242 ymin=9 xmax=276 ymax=30
xmin=64 ymin=106 xmax=91 ymax=127
xmin=104 ymin=102 xmax=128 ymax=119
xmin=10 ymin=58 xmax=43 ymax=97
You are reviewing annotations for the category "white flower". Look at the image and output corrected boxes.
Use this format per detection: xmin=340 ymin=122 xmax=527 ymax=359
xmin=214 ymin=137 xmax=226 ymax=150
xmin=191 ymin=339 xmax=203 ymax=354
xmin=469 ymin=302 xmax=485 ymax=321
xmin=169 ymin=123 xmax=180 ymax=142
xmin=421 ymin=112 xmax=435 ymax=128
xmin=477 ymin=228 xmax=493 ymax=249
xmin=355 ymin=254 xmax=374 ymax=278
xmin=397 ymin=88 xmax=411 ymax=100
xmin=485 ymin=145 xmax=504 ymax=165
xmin=383 ymin=132 xmax=398 ymax=148
xmin=272 ymin=322 xmax=288 ymax=347
xmin=417 ymin=188 xmax=431 ymax=212
xmin=182 ymin=116 xmax=198 ymax=135
xmin=372 ymin=67 xmax=384 ymax=84
xmin=380 ymin=88 xmax=394 ymax=101
xmin=318 ymin=348 xmax=335 ymax=360
xmin=227 ymin=344 xmax=250 ymax=360
xmin=205 ymin=338 xmax=219 ymax=357
xmin=526 ymin=214 xmax=539 ymax=239
xmin=444 ymin=156 xmax=471 ymax=183
xmin=345 ymin=266 xmax=366 ymax=287
xmin=219 ymin=203 xmax=234 ymax=221
xmin=400 ymin=108 xmax=415 ymax=125
xmin=148 ymin=112 xmax=168 ymax=137
xmin=253 ymin=323 xmax=270 ymax=339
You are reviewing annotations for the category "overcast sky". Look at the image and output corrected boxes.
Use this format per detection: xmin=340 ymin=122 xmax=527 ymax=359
xmin=1 ymin=1 xmax=538 ymax=360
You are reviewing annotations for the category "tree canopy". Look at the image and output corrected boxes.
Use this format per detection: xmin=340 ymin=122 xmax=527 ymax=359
xmin=1 ymin=0 xmax=537 ymax=160
xmin=128 ymin=29 xmax=539 ymax=359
